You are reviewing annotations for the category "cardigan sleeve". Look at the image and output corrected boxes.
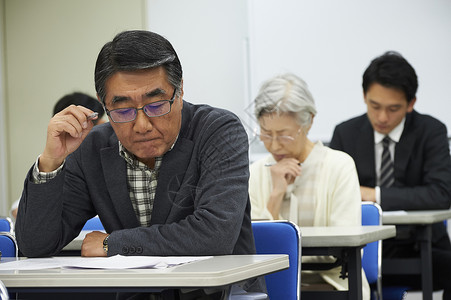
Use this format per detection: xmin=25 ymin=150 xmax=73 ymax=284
xmin=249 ymin=157 xmax=275 ymax=220
xmin=326 ymin=150 xmax=362 ymax=227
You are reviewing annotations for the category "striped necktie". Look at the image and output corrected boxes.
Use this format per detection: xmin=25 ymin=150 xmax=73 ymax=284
xmin=380 ymin=136 xmax=395 ymax=187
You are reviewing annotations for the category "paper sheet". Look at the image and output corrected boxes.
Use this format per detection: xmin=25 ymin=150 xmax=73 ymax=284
xmin=0 ymin=255 xmax=212 ymax=271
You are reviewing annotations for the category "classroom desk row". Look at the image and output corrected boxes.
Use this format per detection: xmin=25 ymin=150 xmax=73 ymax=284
xmin=1 ymin=225 xmax=395 ymax=300
xmin=1 ymin=209 xmax=450 ymax=300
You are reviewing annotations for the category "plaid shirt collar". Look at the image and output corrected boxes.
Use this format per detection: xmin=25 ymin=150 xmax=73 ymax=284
xmin=118 ymin=142 xmax=162 ymax=171
xmin=117 ymin=135 xmax=178 ymax=170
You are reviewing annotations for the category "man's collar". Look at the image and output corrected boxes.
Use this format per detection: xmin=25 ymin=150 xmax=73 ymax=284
xmin=118 ymin=142 xmax=141 ymax=167
xmin=374 ymin=117 xmax=405 ymax=144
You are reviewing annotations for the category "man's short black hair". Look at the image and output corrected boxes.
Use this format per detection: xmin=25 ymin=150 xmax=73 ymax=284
xmin=362 ymin=51 xmax=418 ymax=103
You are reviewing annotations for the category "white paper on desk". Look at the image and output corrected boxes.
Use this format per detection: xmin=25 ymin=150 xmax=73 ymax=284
xmin=0 ymin=258 xmax=62 ymax=270
xmin=383 ymin=210 xmax=408 ymax=216
xmin=0 ymin=255 xmax=212 ymax=271
xmin=65 ymin=255 xmax=213 ymax=269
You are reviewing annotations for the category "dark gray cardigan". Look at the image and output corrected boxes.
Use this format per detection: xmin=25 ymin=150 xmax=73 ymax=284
xmin=16 ymin=101 xmax=256 ymax=260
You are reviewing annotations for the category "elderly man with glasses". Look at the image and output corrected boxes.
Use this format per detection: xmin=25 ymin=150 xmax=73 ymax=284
xmin=16 ymin=30 xmax=264 ymax=299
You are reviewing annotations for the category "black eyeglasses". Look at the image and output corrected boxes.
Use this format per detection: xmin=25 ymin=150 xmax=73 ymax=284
xmin=105 ymin=90 xmax=177 ymax=123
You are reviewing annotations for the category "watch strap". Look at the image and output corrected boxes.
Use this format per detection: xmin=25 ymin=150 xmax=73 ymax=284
xmin=103 ymin=234 xmax=110 ymax=254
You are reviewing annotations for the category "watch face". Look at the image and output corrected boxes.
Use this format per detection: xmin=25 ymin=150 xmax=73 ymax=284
xmin=103 ymin=235 xmax=109 ymax=253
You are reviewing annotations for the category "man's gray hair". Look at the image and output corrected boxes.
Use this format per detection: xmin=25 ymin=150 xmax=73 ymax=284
xmin=95 ymin=30 xmax=183 ymax=104
xmin=254 ymin=73 xmax=317 ymax=128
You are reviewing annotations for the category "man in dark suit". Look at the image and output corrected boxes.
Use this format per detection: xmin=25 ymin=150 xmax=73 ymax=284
xmin=16 ymin=30 xmax=264 ymax=299
xmin=330 ymin=51 xmax=451 ymax=299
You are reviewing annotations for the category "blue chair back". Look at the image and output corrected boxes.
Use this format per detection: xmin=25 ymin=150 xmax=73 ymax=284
xmin=0 ymin=218 xmax=13 ymax=233
xmin=361 ymin=203 xmax=410 ymax=300
xmin=361 ymin=202 xmax=382 ymax=300
xmin=252 ymin=221 xmax=301 ymax=300
xmin=0 ymin=232 xmax=18 ymax=257
xmin=361 ymin=202 xmax=381 ymax=284
xmin=82 ymin=216 xmax=104 ymax=231
xmin=362 ymin=203 xmax=423 ymax=300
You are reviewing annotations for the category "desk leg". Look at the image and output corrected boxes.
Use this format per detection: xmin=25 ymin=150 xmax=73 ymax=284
xmin=418 ymin=225 xmax=433 ymax=300
xmin=347 ymin=247 xmax=363 ymax=300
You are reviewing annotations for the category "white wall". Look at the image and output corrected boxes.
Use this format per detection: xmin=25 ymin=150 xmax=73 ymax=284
xmin=0 ymin=0 xmax=8 ymax=216
xmin=146 ymin=0 xmax=253 ymax=131
xmin=3 ymin=0 xmax=146 ymax=212
xmin=247 ymin=0 xmax=451 ymax=142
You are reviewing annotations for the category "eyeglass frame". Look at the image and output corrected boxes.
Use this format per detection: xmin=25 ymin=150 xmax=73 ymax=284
xmin=104 ymin=89 xmax=177 ymax=123
xmin=255 ymin=128 xmax=302 ymax=144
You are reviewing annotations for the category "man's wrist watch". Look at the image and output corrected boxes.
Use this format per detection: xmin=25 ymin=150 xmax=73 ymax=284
xmin=103 ymin=234 xmax=110 ymax=254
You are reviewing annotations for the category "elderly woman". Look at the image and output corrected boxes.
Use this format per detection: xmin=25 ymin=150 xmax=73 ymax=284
xmin=249 ymin=73 xmax=369 ymax=298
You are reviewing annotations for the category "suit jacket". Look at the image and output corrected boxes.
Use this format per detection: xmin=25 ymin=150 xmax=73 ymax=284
xmin=16 ymin=101 xmax=256 ymax=260
xmin=330 ymin=110 xmax=451 ymax=244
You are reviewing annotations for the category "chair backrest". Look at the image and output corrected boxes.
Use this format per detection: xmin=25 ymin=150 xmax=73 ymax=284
xmin=0 ymin=217 xmax=13 ymax=234
xmin=361 ymin=202 xmax=382 ymax=299
xmin=82 ymin=216 xmax=104 ymax=231
xmin=252 ymin=221 xmax=301 ymax=300
xmin=0 ymin=232 xmax=18 ymax=257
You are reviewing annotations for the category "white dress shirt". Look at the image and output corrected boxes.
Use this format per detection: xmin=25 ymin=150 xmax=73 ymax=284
xmin=374 ymin=117 xmax=405 ymax=203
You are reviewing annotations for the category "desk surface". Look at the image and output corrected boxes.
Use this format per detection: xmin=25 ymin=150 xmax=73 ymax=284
xmin=67 ymin=225 xmax=396 ymax=252
xmin=299 ymin=225 xmax=396 ymax=247
xmin=0 ymin=254 xmax=288 ymax=289
xmin=382 ymin=209 xmax=451 ymax=225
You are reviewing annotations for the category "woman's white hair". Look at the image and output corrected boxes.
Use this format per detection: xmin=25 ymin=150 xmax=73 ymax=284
xmin=254 ymin=73 xmax=317 ymax=128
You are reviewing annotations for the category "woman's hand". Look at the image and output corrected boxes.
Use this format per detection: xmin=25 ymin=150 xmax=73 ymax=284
xmin=269 ymin=158 xmax=302 ymax=193
xmin=267 ymin=158 xmax=302 ymax=219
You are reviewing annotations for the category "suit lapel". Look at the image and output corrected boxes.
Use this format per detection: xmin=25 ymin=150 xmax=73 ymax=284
xmin=151 ymin=138 xmax=194 ymax=225
xmin=356 ymin=117 xmax=377 ymax=186
xmin=100 ymin=144 xmax=140 ymax=229
xmin=395 ymin=112 xmax=415 ymax=181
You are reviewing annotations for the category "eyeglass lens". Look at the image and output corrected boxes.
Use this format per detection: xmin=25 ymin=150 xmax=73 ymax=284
xmin=144 ymin=101 xmax=171 ymax=117
xmin=109 ymin=101 xmax=171 ymax=122
xmin=259 ymin=134 xmax=295 ymax=144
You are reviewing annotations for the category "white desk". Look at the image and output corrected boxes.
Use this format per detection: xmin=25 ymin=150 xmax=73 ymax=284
xmin=0 ymin=254 xmax=287 ymax=296
xmin=300 ymin=225 xmax=396 ymax=300
xmin=383 ymin=209 xmax=451 ymax=225
xmin=300 ymin=225 xmax=396 ymax=247
xmin=382 ymin=209 xmax=451 ymax=300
